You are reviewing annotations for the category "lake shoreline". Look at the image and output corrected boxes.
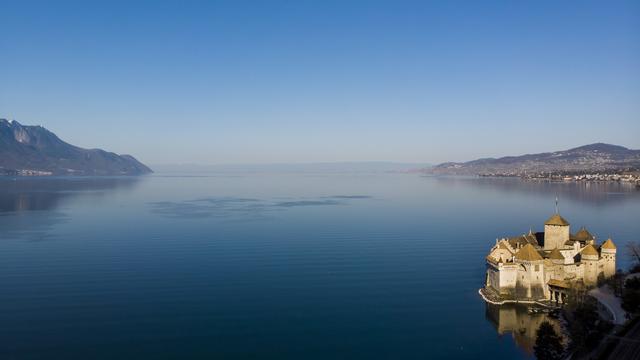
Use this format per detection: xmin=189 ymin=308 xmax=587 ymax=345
xmin=478 ymin=288 xmax=556 ymax=308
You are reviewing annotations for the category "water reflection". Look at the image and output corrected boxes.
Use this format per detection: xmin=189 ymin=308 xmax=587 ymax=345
xmin=485 ymin=303 xmax=564 ymax=356
xmin=434 ymin=176 xmax=640 ymax=206
xmin=0 ymin=177 xmax=141 ymax=240
xmin=0 ymin=177 xmax=141 ymax=213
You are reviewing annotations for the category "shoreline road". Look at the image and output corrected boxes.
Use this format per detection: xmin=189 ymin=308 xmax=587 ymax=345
xmin=589 ymin=286 xmax=627 ymax=325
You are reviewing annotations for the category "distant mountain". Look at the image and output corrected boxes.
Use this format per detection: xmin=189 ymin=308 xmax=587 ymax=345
xmin=430 ymin=143 xmax=640 ymax=175
xmin=0 ymin=119 xmax=152 ymax=176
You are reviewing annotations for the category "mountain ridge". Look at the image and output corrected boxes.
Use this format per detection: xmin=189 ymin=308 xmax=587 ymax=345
xmin=0 ymin=119 xmax=152 ymax=176
xmin=430 ymin=143 xmax=640 ymax=175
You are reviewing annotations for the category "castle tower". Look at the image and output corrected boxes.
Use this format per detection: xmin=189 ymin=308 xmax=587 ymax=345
xmin=574 ymin=227 xmax=595 ymax=245
xmin=544 ymin=214 xmax=570 ymax=250
xmin=548 ymin=247 xmax=565 ymax=280
xmin=600 ymin=238 xmax=617 ymax=279
xmin=581 ymin=244 xmax=599 ymax=286
xmin=514 ymin=244 xmax=545 ymax=299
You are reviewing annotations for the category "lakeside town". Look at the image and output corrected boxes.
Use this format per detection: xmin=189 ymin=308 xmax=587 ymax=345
xmin=478 ymin=171 xmax=640 ymax=187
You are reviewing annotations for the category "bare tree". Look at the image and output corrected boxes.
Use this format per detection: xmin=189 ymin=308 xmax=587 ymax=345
xmin=627 ymin=242 xmax=640 ymax=265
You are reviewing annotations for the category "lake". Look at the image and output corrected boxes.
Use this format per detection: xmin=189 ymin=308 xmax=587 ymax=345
xmin=1 ymin=173 xmax=639 ymax=359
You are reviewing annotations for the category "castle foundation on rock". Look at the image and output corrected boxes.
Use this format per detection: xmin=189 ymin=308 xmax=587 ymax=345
xmin=482 ymin=211 xmax=617 ymax=304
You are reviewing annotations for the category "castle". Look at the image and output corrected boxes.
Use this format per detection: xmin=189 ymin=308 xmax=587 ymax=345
xmin=484 ymin=212 xmax=616 ymax=304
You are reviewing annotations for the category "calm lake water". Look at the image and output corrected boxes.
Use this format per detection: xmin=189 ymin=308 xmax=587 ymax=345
xmin=1 ymin=173 xmax=639 ymax=359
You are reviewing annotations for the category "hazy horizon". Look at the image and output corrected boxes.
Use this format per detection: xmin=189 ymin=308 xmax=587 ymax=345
xmin=2 ymin=1 xmax=639 ymax=165
xmin=147 ymin=141 xmax=638 ymax=169
xmin=147 ymin=161 xmax=431 ymax=174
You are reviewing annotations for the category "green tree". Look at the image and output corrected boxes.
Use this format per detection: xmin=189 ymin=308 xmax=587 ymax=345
xmin=534 ymin=321 xmax=564 ymax=360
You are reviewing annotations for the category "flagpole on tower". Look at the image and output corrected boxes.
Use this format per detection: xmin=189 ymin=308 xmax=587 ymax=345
xmin=555 ymin=194 xmax=559 ymax=214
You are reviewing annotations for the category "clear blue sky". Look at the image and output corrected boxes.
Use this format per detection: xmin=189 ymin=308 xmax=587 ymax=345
xmin=2 ymin=0 xmax=639 ymax=164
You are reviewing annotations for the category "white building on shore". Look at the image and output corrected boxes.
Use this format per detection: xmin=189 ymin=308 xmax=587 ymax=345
xmin=484 ymin=212 xmax=616 ymax=303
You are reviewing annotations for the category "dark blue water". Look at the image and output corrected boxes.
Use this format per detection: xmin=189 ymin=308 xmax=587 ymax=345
xmin=1 ymin=173 xmax=639 ymax=359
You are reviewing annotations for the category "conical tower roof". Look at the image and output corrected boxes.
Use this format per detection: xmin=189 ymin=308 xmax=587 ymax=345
xmin=581 ymin=244 xmax=599 ymax=256
xmin=515 ymin=243 xmax=543 ymax=261
xmin=545 ymin=214 xmax=570 ymax=226
xmin=549 ymin=248 xmax=565 ymax=261
xmin=601 ymin=238 xmax=617 ymax=250
xmin=574 ymin=227 xmax=594 ymax=242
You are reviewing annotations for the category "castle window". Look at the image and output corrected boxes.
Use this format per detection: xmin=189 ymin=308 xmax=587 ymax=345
xmin=535 ymin=265 xmax=539 ymax=271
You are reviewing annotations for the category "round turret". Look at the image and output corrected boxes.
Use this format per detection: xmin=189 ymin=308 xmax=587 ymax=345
xmin=581 ymin=244 xmax=600 ymax=286
xmin=601 ymin=238 xmax=617 ymax=253
xmin=581 ymin=244 xmax=599 ymax=261
xmin=574 ymin=227 xmax=595 ymax=244
xmin=601 ymin=238 xmax=617 ymax=279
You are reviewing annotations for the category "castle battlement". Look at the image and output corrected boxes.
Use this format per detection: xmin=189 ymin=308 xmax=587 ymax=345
xmin=483 ymin=213 xmax=617 ymax=304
